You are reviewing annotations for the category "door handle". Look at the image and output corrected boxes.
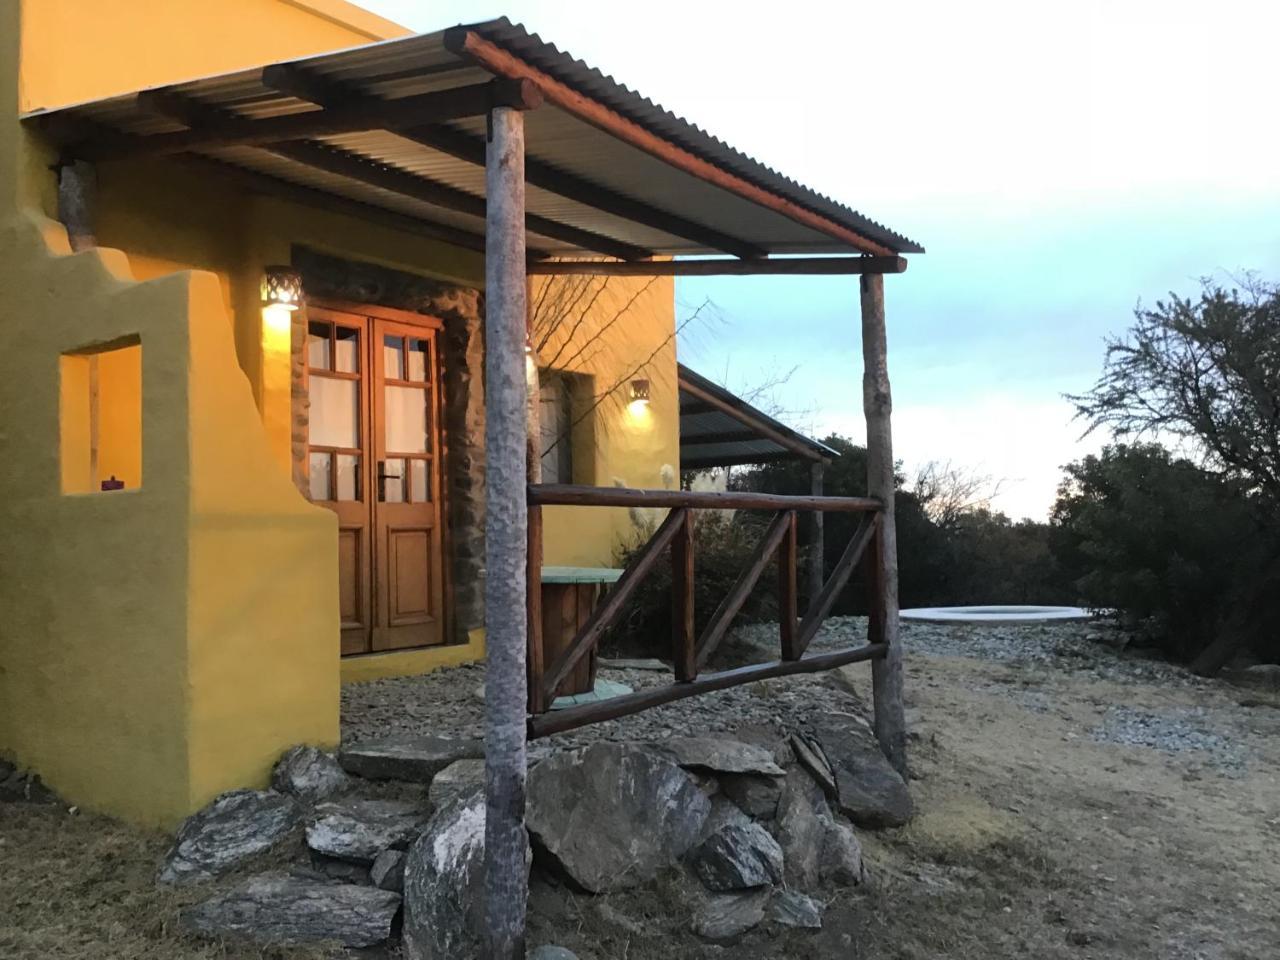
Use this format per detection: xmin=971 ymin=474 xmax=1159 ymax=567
xmin=376 ymin=460 xmax=400 ymax=501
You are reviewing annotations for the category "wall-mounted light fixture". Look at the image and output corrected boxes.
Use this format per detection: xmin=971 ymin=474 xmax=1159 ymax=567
xmin=629 ymin=378 xmax=651 ymax=405
xmin=261 ymin=265 xmax=303 ymax=311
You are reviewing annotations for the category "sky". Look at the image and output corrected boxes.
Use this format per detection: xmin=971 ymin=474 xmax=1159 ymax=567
xmin=361 ymin=0 xmax=1280 ymax=519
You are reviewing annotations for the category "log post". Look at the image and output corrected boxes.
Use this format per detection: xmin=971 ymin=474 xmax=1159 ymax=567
xmin=671 ymin=509 xmax=696 ymax=682
xmin=861 ymin=272 xmax=908 ymax=775
xmin=482 ymin=104 xmax=530 ymax=960
xmin=807 ymin=461 xmax=825 ymax=608
xmin=57 ymin=159 xmax=97 ymax=251
xmin=779 ymin=510 xmax=800 ymax=660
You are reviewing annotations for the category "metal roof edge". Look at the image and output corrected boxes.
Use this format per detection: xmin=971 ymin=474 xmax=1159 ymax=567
xmin=677 ymin=363 xmax=838 ymax=462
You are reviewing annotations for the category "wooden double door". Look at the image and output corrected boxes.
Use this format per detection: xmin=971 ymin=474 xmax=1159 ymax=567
xmin=306 ymin=303 xmax=446 ymax=655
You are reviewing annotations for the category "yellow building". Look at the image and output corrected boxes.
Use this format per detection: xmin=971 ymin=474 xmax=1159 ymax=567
xmin=0 ymin=0 xmax=918 ymax=825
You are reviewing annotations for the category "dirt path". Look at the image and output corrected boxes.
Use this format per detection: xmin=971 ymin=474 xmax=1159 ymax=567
xmin=831 ymin=642 xmax=1280 ymax=960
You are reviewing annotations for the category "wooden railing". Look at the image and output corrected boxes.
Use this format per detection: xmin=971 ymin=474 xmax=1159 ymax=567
xmin=525 ymin=484 xmax=889 ymax=738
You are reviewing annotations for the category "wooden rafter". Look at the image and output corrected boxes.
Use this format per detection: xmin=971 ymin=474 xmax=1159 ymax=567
xmin=445 ymin=27 xmax=900 ymax=257
xmin=682 ymin=429 xmax=789 ymax=447
xmin=267 ymin=140 xmax=650 ymax=261
xmin=678 ymin=376 xmax=828 ymax=463
xmin=528 ymin=256 xmax=908 ymax=276
xmin=136 ymin=90 xmax=651 ymax=261
xmin=183 ymin=155 xmax=516 ymax=256
xmin=59 ymin=79 xmax=542 ymax=161
xmin=262 ymin=64 xmax=768 ymax=260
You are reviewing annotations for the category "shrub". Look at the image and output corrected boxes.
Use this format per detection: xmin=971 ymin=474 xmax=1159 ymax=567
xmin=1050 ymin=443 xmax=1280 ymax=667
xmin=601 ymin=509 xmax=780 ymax=659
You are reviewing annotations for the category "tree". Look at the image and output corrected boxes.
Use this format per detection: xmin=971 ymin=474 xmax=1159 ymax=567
xmin=1050 ymin=444 xmax=1279 ymax=669
xmin=911 ymin=460 xmax=1002 ymax=531
xmin=1070 ymin=277 xmax=1280 ymax=506
xmin=1068 ymin=276 xmax=1280 ymax=672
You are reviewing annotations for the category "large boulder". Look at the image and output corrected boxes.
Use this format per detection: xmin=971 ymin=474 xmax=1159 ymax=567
xmin=305 ymin=798 xmax=428 ymax=863
xmin=403 ymin=789 xmax=530 ymax=960
xmin=690 ymin=805 xmax=784 ymax=891
xmin=690 ymin=889 xmax=770 ymax=941
xmin=160 ymin=790 xmax=300 ymax=884
xmin=181 ymin=872 xmax=400 ymax=948
xmin=370 ymin=848 xmax=406 ymax=892
xmin=428 ymin=758 xmax=486 ymax=806
xmin=649 ymin=736 xmax=785 ymax=776
xmin=812 ymin=722 xmax=913 ymax=828
xmin=271 ymin=745 xmax=351 ymax=802
xmin=773 ymin=768 xmax=866 ymax=888
xmin=718 ymin=773 xmax=783 ymax=820
xmin=339 ymin=736 xmax=484 ymax=783
xmin=773 ymin=769 xmax=828 ymax=888
xmin=527 ymin=743 xmax=711 ymax=893
xmin=821 ymin=819 xmax=868 ymax=886
xmin=769 ymin=890 xmax=823 ymax=929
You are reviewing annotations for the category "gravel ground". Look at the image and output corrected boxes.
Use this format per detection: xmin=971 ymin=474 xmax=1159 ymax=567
xmin=342 ymin=614 xmax=1256 ymax=773
xmin=1091 ymin=704 xmax=1250 ymax=773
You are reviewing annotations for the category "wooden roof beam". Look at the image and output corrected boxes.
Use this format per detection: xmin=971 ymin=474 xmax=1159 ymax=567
xmin=137 ymin=90 xmax=651 ymax=261
xmin=268 ymin=141 xmax=650 ymax=260
xmin=678 ymin=375 xmax=826 ymax=462
xmin=180 ymin=155 xmax=513 ymax=256
xmin=61 ymin=79 xmax=542 ymax=162
xmin=445 ymin=28 xmax=899 ymax=257
xmin=681 ymin=430 xmax=777 ymax=446
xmin=683 ymin=450 xmax=822 ymax=469
xmin=261 ymin=64 xmax=767 ymax=260
xmin=528 ymin=256 xmax=906 ymax=276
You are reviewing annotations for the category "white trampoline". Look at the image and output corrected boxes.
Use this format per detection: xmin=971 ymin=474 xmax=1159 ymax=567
xmin=900 ymin=605 xmax=1092 ymax=625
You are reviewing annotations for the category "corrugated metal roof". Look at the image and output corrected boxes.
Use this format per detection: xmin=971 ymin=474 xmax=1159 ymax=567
xmin=679 ymin=364 xmax=837 ymax=469
xmin=23 ymin=18 xmax=923 ymax=258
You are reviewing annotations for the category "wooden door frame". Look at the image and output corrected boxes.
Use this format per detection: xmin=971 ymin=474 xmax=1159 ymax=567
xmin=305 ymin=298 xmax=454 ymax=655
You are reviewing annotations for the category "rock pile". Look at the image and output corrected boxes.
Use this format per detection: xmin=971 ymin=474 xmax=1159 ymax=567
xmin=165 ymin=719 xmax=911 ymax=955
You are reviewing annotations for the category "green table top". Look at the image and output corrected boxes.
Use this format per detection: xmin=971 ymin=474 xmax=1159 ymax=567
xmin=541 ymin=565 xmax=624 ymax=585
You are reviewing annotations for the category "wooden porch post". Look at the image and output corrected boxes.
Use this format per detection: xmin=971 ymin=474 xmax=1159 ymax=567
xmin=861 ymin=272 xmax=907 ymax=775
xmin=807 ymin=460 xmax=825 ymax=606
xmin=482 ymin=104 xmax=530 ymax=960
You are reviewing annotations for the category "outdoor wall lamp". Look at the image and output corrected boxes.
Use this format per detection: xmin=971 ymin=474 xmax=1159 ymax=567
xmin=261 ymin=265 xmax=303 ymax=311
xmin=629 ymin=378 xmax=651 ymax=405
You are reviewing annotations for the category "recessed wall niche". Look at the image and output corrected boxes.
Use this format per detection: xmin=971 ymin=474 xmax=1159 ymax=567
xmin=60 ymin=336 xmax=142 ymax=494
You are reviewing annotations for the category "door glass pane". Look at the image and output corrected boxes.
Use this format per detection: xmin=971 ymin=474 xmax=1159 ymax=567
xmin=334 ymin=327 xmax=360 ymax=374
xmin=385 ymin=385 xmax=428 ymax=453
xmin=336 ymin=454 xmax=360 ymax=501
xmin=410 ymin=459 xmax=430 ymax=502
xmin=307 ymin=322 xmax=330 ymax=369
xmin=309 ymin=452 xmax=331 ymax=501
xmin=382 ymin=457 xmax=406 ymax=503
xmin=383 ymin=335 xmax=404 ymax=380
xmin=407 ymin=338 xmax=429 ymax=382
xmin=309 ymin=376 xmax=359 ymax=448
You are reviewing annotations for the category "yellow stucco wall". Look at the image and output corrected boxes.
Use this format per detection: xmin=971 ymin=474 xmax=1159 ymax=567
xmin=534 ymin=274 xmax=681 ymax=567
xmin=18 ymin=0 xmax=407 ymax=114
xmin=0 ymin=0 xmax=395 ymax=825
xmin=3 ymin=0 xmax=683 ymax=816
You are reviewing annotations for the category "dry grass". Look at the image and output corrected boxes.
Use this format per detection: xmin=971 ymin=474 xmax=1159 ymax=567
xmin=0 ymin=805 xmax=340 ymax=960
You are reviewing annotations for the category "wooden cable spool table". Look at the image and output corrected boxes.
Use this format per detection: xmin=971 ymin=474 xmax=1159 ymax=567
xmin=539 ymin=566 xmax=624 ymax=698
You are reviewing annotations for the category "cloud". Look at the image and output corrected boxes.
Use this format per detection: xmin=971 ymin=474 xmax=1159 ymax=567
xmin=824 ymin=395 xmax=1101 ymax=522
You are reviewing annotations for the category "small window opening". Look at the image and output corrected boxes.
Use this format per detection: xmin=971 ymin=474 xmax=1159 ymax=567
xmin=539 ymin=369 xmax=582 ymax=485
xmin=60 ymin=337 xmax=142 ymax=494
